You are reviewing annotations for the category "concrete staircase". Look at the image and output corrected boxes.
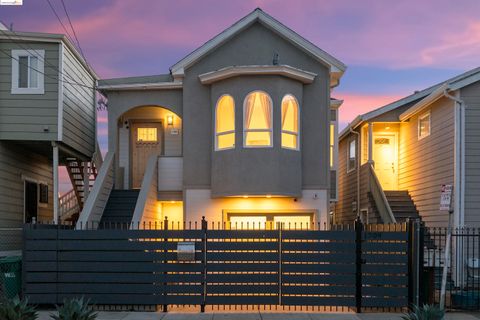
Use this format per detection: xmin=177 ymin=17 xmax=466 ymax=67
xmin=99 ymin=190 xmax=140 ymax=227
xmin=383 ymin=190 xmax=421 ymax=223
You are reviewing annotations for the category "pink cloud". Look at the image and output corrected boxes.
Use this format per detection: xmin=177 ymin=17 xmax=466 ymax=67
xmin=337 ymin=93 xmax=404 ymax=129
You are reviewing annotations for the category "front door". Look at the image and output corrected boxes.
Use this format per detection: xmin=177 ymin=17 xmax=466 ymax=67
xmin=24 ymin=181 xmax=38 ymax=223
xmin=131 ymin=122 xmax=163 ymax=188
xmin=373 ymin=134 xmax=398 ymax=190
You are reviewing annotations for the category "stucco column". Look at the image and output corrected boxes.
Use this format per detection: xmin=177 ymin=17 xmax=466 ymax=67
xmin=368 ymin=122 xmax=374 ymax=165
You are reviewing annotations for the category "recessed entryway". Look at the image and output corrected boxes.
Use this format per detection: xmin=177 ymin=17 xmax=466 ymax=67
xmin=373 ymin=133 xmax=398 ymax=190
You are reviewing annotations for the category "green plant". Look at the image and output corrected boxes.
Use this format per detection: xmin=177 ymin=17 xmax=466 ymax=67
xmin=51 ymin=297 xmax=97 ymax=320
xmin=0 ymin=297 xmax=38 ymax=320
xmin=402 ymin=304 xmax=445 ymax=320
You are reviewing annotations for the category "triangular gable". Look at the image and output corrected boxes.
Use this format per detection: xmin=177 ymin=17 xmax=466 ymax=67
xmin=170 ymin=8 xmax=346 ymax=82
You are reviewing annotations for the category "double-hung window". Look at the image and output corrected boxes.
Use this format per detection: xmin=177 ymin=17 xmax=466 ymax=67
xmin=281 ymin=94 xmax=300 ymax=150
xmin=215 ymin=95 xmax=235 ymax=150
xmin=244 ymin=91 xmax=273 ymax=147
xmin=11 ymin=49 xmax=45 ymax=94
xmin=347 ymin=139 xmax=356 ymax=172
xmin=418 ymin=112 xmax=431 ymax=140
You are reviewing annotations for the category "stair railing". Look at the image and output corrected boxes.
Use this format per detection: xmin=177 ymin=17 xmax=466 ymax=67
xmin=59 ymin=189 xmax=80 ymax=221
xmin=368 ymin=163 xmax=396 ymax=223
xmin=76 ymin=152 xmax=114 ymax=229
xmin=130 ymin=155 xmax=158 ymax=229
xmin=93 ymin=140 xmax=103 ymax=169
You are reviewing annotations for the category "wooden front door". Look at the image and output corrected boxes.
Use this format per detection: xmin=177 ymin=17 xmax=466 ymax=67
xmin=24 ymin=181 xmax=38 ymax=223
xmin=131 ymin=122 xmax=163 ymax=188
xmin=373 ymin=134 xmax=398 ymax=190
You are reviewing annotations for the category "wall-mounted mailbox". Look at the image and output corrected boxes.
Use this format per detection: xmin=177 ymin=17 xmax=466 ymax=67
xmin=177 ymin=241 xmax=195 ymax=261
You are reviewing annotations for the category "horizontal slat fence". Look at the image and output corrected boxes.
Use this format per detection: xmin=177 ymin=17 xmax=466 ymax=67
xmin=23 ymin=220 xmax=414 ymax=312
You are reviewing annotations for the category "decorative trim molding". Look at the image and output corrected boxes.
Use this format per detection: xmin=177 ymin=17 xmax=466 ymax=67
xmin=97 ymin=81 xmax=183 ymax=91
xmin=199 ymin=65 xmax=316 ymax=85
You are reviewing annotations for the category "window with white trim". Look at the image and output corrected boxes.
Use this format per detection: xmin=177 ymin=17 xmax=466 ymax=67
xmin=418 ymin=112 xmax=431 ymax=140
xmin=243 ymin=91 xmax=273 ymax=147
xmin=11 ymin=49 xmax=45 ymax=94
xmin=347 ymin=139 xmax=356 ymax=172
xmin=215 ymin=95 xmax=235 ymax=150
xmin=281 ymin=94 xmax=299 ymax=150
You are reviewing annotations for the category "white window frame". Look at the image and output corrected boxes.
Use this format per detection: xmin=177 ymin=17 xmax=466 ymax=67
xmin=215 ymin=94 xmax=235 ymax=151
xmin=347 ymin=138 xmax=356 ymax=173
xmin=281 ymin=94 xmax=300 ymax=151
xmin=418 ymin=111 xmax=431 ymax=140
xmin=11 ymin=49 xmax=45 ymax=94
xmin=243 ymin=90 xmax=273 ymax=148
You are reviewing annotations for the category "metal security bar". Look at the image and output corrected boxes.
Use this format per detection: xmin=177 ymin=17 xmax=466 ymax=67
xmin=423 ymin=227 xmax=480 ymax=310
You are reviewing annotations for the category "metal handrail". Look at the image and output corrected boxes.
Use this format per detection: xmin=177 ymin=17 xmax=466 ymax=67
xmin=368 ymin=163 xmax=396 ymax=223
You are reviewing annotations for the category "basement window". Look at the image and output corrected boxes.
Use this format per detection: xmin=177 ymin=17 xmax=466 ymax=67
xmin=11 ymin=49 xmax=45 ymax=94
xmin=418 ymin=112 xmax=431 ymax=140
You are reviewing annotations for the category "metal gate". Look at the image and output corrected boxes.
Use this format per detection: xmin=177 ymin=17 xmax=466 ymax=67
xmin=22 ymin=219 xmax=419 ymax=312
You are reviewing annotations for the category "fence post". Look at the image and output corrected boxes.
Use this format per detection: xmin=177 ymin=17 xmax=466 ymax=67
xmin=201 ymin=216 xmax=207 ymax=313
xmin=408 ymin=219 xmax=421 ymax=307
xmin=355 ymin=217 xmax=363 ymax=313
xmin=163 ymin=216 xmax=168 ymax=313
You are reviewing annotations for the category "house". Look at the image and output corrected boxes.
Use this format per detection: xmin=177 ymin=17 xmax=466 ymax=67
xmin=77 ymin=9 xmax=346 ymax=229
xmin=335 ymin=67 xmax=480 ymax=229
xmin=0 ymin=23 xmax=99 ymax=251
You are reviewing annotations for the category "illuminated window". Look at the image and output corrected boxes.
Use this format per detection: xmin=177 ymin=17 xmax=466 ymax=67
xmin=347 ymin=139 xmax=356 ymax=172
xmin=137 ymin=128 xmax=157 ymax=142
xmin=418 ymin=112 xmax=431 ymax=140
xmin=281 ymin=94 xmax=299 ymax=150
xmin=215 ymin=95 xmax=235 ymax=150
xmin=244 ymin=91 xmax=273 ymax=147
xmin=330 ymin=123 xmax=335 ymax=167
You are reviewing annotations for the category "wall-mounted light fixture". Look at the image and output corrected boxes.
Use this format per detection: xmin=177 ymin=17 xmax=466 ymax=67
xmin=166 ymin=115 xmax=174 ymax=126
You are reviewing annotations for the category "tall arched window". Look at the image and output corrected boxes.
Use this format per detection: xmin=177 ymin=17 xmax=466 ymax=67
xmin=281 ymin=94 xmax=299 ymax=150
xmin=215 ymin=95 xmax=235 ymax=150
xmin=243 ymin=91 xmax=273 ymax=147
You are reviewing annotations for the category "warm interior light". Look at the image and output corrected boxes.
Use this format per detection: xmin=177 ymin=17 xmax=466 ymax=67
xmin=243 ymin=195 xmax=249 ymax=198
xmin=166 ymin=115 xmax=174 ymax=126
xmin=266 ymin=195 xmax=272 ymax=198
xmin=385 ymin=126 xmax=390 ymax=130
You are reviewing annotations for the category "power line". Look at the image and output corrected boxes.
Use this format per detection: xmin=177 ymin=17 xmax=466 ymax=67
xmin=0 ymin=28 xmax=94 ymax=89
xmin=0 ymin=48 xmax=96 ymax=90
xmin=59 ymin=0 xmax=87 ymax=64
xmin=44 ymin=0 xmax=77 ymax=49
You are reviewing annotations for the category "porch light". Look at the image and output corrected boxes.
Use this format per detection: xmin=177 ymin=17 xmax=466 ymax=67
xmin=266 ymin=195 xmax=272 ymax=198
xmin=243 ymin=195 xmax=249 ymax=198
xmin=166 ymin=115 xmax=174 ymax=126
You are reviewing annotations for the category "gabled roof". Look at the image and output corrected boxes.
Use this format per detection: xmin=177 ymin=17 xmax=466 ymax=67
xmin=170 ymin=8 xmax=346 ymax=82
xmin=340 ymin=66 xmax=480 ymax=139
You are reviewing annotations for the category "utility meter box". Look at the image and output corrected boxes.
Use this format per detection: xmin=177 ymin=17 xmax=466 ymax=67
xmin=177 ymin=241 xmax=196 ymax=261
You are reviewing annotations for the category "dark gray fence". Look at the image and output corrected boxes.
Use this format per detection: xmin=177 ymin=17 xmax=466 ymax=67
xmin=22 ymin=220 xmax=415 ymax=312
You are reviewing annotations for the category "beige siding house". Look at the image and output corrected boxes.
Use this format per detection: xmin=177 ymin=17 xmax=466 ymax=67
xmin=0 ymin=26 xmax=99 ymax=253
xmin=336 ymin=67 xmax=480 ymax=229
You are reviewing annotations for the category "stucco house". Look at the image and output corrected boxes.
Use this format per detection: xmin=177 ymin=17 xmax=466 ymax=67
xmin=335 ymin=67 xmax=480 ymax=229
xmin=77 ymin=9 xmax=346 ymax=229
xmin=0 ymin=23 xmax=99 ymax=251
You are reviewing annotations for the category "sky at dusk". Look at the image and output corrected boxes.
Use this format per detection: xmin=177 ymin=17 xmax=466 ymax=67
xmin=1 ymin=0 xmax=480 ymax=191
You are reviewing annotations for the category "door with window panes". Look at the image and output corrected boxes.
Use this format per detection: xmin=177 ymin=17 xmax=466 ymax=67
xmin=131 ymin=122 xmax=163 ymax=188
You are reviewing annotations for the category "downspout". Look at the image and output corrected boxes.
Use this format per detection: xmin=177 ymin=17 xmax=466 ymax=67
xmin=443 ymin=89 xmax=465 ymax=227
xmin=349 ymin=128 xmax=360 ymax=219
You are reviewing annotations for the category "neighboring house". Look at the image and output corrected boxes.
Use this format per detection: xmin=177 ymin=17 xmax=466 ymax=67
xmin=0 ymin=25 xmax=99 ymax=251
xmin=78 ymin=9 xmax=346 ymax=229
xmin=336 ymin=67 xmax=480 ymax=229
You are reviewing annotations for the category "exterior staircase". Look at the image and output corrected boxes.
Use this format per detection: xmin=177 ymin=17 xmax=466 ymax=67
xmin=383 ymin=190 xmax=421 ymax=223
xmin=99 ymin=190 xmax=140 ymax=227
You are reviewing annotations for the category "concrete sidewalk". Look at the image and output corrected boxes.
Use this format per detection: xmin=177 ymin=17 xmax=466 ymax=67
xmin=36 ymin=311 xmax=480 ymax=320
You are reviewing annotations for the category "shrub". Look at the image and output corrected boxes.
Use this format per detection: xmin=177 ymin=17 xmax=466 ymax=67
xmin=0 ymin=297 xmax=38 ymax=320
xmin=402 ymin=304 xmax=445 ymax=320
xmin=51 ymin=297 xmax=97 ymax=320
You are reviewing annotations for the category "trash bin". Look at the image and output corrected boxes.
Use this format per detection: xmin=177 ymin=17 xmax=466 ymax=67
xmin=0 ymin=256 xmax=22 ymax=299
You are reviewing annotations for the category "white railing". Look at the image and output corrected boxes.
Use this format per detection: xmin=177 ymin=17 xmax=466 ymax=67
xmin=131 ymin=155 xmax=159 ymax=228
xmin=76 ymin=152 xmax=114 ymax=229
xmin=59 ymin=189 xmax=80 ymax=221
xmin=367 ymin=163 xmax=396 ymax=223
xmin=93 ymin=140 xmax=103 ymax=169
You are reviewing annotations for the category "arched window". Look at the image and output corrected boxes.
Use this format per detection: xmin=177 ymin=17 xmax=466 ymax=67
xmin=281 ymin=94 xmax=299 ymax=150
xmin=215 ymin=95 xmax=235 ymax=150
xmin=243 ymin=91 xmax=273 ymax=147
